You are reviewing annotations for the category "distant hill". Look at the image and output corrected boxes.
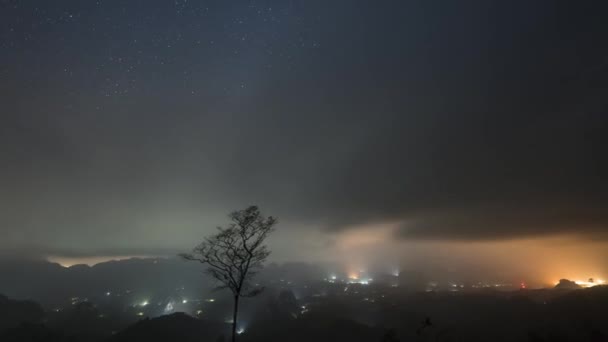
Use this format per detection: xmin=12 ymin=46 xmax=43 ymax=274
xmin=0 ymin=258 xmax=326 ymax=309
xmin=554 ymin=279 xmax=582 ymax=290
xmin=0 ymin=258 xmax=209 ymax=307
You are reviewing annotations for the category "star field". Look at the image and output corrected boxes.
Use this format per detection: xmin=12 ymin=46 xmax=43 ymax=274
xmin=1 ymin=1 xmax=608 ymax=261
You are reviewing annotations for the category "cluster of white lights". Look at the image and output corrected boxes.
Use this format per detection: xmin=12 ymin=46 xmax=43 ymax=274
xmin=348 ymin=278 xmax=372 ymax=285
xmin=326 ymin=273 xmax=372 ymax=285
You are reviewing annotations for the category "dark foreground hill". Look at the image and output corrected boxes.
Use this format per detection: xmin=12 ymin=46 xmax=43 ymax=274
xmin=107 ymin=313 xmax=229 ymax=342
xmin=3 ymin=286 xmax=608 ymax=342
xmin=0 ymin=323 xmax=77 ymax=342
xmin=0 ymin=294 xmax=45 ymax=331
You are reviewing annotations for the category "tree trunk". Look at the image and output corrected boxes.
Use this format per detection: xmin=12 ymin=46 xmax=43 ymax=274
xmin=232 ymin=295 xmax=239 ymax=342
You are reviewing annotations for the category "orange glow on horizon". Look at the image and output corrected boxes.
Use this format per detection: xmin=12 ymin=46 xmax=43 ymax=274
xmin=47 ymin=255 xmax=154 ymax=267
xmin=331 ymin=225 xmax=608 ymax=288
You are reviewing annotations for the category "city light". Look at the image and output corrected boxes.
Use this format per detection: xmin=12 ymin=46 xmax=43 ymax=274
xmin=553 ymin=278 xmax=606 ymax=288
xmin=574 ymin=278 xmax=606 ymax=288
xmin=164 ymin=302 xmax=174 ymax=314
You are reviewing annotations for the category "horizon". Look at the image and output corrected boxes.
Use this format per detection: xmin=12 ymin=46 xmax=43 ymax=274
xmin=2 ymin=254 xmax=603 ymax=291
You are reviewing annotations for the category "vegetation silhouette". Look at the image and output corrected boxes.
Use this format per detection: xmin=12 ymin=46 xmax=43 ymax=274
xmin=180 ymin=205 xmax=277 ymax=342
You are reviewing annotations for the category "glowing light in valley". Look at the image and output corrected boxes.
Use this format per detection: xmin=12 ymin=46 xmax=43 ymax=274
xmin=164 ymin=302 xmax=174 ymax=314
xmin=347 ymin=277 xmax=372 ymax=285
xmin=553 ymin=278 xmax=606 ymax=288
xmin=140 ymin=300 xmax=149 ymax=307
xmin=575 ymin=278 xmax=605 ymax=288
xmin=47 ymin=255 xmax=154 ymax=267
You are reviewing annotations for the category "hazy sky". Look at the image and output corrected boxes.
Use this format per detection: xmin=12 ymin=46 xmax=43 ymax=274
xmin=1 ymin=1 xmax=607 ymax=277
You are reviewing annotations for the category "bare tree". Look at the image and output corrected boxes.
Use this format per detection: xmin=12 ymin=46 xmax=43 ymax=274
xmin=180 ymin=205 xmax=277 ymax=342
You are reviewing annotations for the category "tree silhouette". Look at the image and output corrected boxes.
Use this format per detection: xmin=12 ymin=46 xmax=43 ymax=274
xmin=180 ymin=205 xmax=277 ymax=342
xmin=416 ymin=316 xmax=432 ymax=335
xmin=380 ymin=329 xmax=400 ymax=342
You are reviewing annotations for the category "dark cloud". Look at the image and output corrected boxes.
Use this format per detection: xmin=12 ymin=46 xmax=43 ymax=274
xmin=1 ymin=0 xmax=608 ymax=258
xmin=397 ymin=202 xmax=608 ymax=241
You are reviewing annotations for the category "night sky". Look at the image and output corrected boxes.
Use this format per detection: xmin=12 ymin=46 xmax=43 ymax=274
xmin=1 ymin=1 xmax=608 ymax=278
